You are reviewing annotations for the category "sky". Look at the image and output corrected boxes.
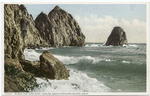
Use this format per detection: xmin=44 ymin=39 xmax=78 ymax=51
xmin=24 ymin=4 xmax=146 ymax=43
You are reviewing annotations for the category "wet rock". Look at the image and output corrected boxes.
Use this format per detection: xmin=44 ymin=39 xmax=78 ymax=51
xmin=105 ymin=26 xmax=127 ymax=46
xmin=40 ymin=50 xmax=69 ymax=79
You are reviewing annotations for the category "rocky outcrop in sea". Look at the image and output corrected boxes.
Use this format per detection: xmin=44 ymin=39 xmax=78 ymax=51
xmin=4 ymin=4 xmax=84 ymax=92
xmin=35 ymin=6 xmax=85 ymax=47
xmin=105 ymin=26 xmax=127 ymax=46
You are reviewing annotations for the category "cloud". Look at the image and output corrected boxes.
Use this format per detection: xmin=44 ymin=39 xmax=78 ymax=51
xmin=75 ymin=15 xmax=146 ymax=43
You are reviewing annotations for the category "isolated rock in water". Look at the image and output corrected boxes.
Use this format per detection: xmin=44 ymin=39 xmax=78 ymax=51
xmin=105 ymin=26 xmax=127 ymax=46
xmin=40 ymin=50 xmax=69 ymax=79
xmin=35 ymin=5 xmax=85 ymax=47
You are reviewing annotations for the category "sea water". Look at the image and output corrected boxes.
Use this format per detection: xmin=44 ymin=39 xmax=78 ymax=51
xmin=24 ymin=43 xmax=146 ymax=92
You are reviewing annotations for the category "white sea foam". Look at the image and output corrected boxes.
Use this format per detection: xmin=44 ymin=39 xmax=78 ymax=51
xmin=54 ymin=55 xmax=102 ymax=64
xmin=128 ymin=44 xmax=138 ymax=47
xmin=24 ymin=48 xmax=101 ymax=64
xmin=85 ymin=44 xmax=100 ymax=47
xmin=105 ymin=59 xmax=113 ymax=62
xmin=24 ymin=48 xmax=41 ymax=61
xmin=122 ymin=60 xmax=130 ymax=64
xmin=31 ymin=69 xmax=111 ymax=92
xmin=35 ymin=47 xmax=56 ymax=50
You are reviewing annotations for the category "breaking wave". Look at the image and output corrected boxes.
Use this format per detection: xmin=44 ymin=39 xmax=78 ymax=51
xmin=31 ymin=69 xmax=111 ymax=92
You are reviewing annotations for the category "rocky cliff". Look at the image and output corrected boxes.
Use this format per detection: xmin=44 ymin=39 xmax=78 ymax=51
xmin=4 ymin=4 xmax=85 ymax=92
xmin=4 ymin=4 xmax=48 ymax=59
xmin=5 ymin=4 xmax=85 ymax=59
xmin=105 ymin=26 xmax=127 ymax=46
xmin=35 ymin=5 xmax=85 ymax=47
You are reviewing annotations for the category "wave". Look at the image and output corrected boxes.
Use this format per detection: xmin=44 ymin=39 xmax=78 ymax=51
xmin=35 ymin=47 xmax=56 ymax=50
xmin=122 ymin=44 xmax=138 ymax=48
xmin=128 ymin=44 xmax=138 ymax=47
xmin=31 ymin=69 xmax=111 ymax=92
xmin=24 ymin=48 xmax=41 ymax=61
xmin=122 ymin=60 xmax=130 ymax=64
xmin=54 ymin=55 xmax=103 ymax=64
xmin=85 ymin=44 xmax=101 ymax=47
xmin=24 ymin=48 xmax=115 ymax=64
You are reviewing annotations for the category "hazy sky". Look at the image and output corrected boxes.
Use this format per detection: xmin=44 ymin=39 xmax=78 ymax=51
xmin=25 ymin=4 xmax=146 ymax=43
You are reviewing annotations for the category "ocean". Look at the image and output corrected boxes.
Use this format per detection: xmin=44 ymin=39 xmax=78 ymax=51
xmin=24 ymin=43 xmax=146 ymax=92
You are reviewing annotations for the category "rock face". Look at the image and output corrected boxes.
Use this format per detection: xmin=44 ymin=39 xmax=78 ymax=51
xmin=40 ymin=50 xmax=69 ymax=79
xmin=4 ymin=57 xmax=38 ymax=92
xmin=4 ymin=4 xmax=85 ymax=59
xmin=105 ymin=26 xmax=127 ymax=46
xmin=4 ymin=4 xmax=84 ymax=91
xmin=4 ymin=4 xmax=48 ymax=59
xmin=19 ymin=60 xmax=40 ymax=76
xmin=35 ymin=5 xmax=85 ymax=47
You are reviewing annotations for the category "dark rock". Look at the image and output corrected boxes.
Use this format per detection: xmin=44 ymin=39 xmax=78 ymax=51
xmin=19 ymin=60 xmax=40 ymax=76
xmin=5 ymin=57 xmax=24 ymax=75
xmin=35 ymin=5 xmax=85 ymax=47
xmin=105 ymin=26 xmax=127 ymax=46
xmin=4 ymin=58 xmax=38 ymax=92
xmin=40 ymin=50 xmax=69 ymax=79
xmin=5 ymin=74 xmax=24 ymax=92
xmin=35 ymin=12 xmax=53 ymax=45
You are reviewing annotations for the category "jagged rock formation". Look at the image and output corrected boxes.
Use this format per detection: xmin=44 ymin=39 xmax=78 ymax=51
xmin=40 ymin=50 xmax=69 ymax=79
xmin=4 ymin=4 xmax=85 ymax=91
xmin=35 ymin=5 xmax=85 ymax=47
xmin=105 ymin=26 xmax=127 ymax=46
xmin=4 ymin=4 xmax=48 ymax=59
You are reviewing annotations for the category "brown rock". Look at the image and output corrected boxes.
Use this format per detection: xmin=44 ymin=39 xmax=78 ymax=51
xmin=4 ymin=58 xmax=38 ymax=92
xmin=4 ymin=4 xmax=49 ymax=59
xmin=5 ymin=74 xmax=24 ymax=92
xmin=40 ymin=50 xmax=69 ymax=79
xmin=19 ymin=60 xmax=40 ymax=76
xmin=4 ymin=57 xmax=24 ymax=75
xmin=105 ymin=26 xmax=127 ymax=46
xmin=35 ymin=5 xmax=85 ymax=47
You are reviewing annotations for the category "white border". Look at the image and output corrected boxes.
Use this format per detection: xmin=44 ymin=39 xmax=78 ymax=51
xmin=1 ymin=1 xmax=150 ymax=96
xmin=1 ymin=3 xmax=4 ymax=96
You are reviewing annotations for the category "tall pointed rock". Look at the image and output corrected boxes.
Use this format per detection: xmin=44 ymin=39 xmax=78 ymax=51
xmin=35 ymin=5 xmax=85 ymax=47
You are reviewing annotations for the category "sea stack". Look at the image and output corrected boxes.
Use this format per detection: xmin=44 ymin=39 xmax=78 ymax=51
xmin=35 ymin=5 xmax=85 ymax=47
xmin=105 ymin=26 xmax=127 ymax=46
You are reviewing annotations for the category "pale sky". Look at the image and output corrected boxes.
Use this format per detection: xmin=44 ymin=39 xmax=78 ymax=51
xmin=25 ymin=4 xmax=146 ymax=43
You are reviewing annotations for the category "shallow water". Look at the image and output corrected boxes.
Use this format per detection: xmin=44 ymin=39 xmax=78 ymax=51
xmin=24 ymin=43 xmax=146 ymax=92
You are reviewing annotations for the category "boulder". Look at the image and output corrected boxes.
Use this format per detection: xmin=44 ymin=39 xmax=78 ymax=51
xmin=40 ymin=50 xmax=69 ymax=79
xmin=35 ymin=5 xmax=85 ymax=47
xmin=105 ymin=26 xmax=127 ymax=46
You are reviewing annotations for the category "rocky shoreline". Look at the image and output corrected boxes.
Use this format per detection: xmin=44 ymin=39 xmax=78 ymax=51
xmin=4 ymin=4 xmax=85 ymax=92
xmin=4 ymin=4 xmax=128 ymax=92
